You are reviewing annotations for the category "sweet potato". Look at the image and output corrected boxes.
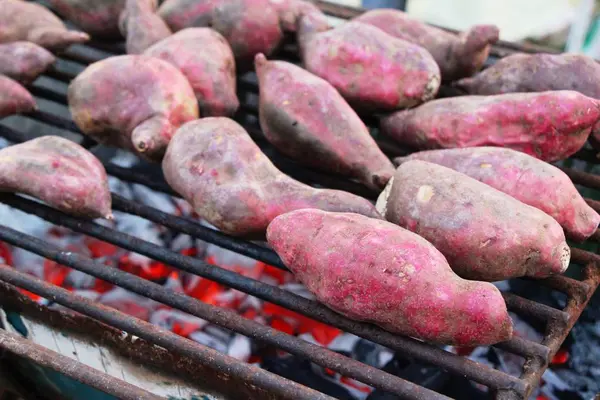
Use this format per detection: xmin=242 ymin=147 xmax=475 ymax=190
xmin=162 ymin=118 xmax=381 ymax=237
xmin=255 ymin=54 xmax=394 ymax=190
xmin=0 ymin=76 xmax=36 ymax=118
xmin=269 ymin=0 xmax=324 ymax=32
xmin=395 ymin=147 xmax=600 ymax=241
xmin=353 ymin=9 xmax=499 ymax=82
xmin=158 ymin=0 xmax=283 ymax=66
xmin=0 ymin=42 xmax=55 ymax=84
xmin=145 ymin=28 xmax=238 ymax=117
xmin=0 ymin=0 xmax=89 ymax=51
xmin=119 ymin=0 xmax=172 ymax=54
xmin=298 ymin=13 xmax=440 ymax=111
xmin=68 ymin=55 xmax=198 ymax=161
xmin=0 ymin=136 xmax=112 ymax=219
xmin=377 ymin=160 xmax=570 ymax=281
xmin=267 ymin=209 xmax=513 ymax=345
xmin=380 ymin=91 xmax=600 ymax=162
xmin=47 ymin=0 xmax=126 ymax=38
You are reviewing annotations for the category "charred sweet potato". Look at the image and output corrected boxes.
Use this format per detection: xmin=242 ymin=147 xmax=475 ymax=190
xmin=0 ymin=42 xmax=55 ymax=84
xmin=0 ymin=76 xmax=36 ymax=118
xmin=0 ymin=0 xmax=89 ymax=51
xmin=269 ymin=0 xmax=324 ymax=32
xmin=377 ymin=160 xmax=570 ymax=281
xmin=47 ymin=0 xmax=126 ymax=38
xmin=255 ymin=54 xmax=394 ymax=190
xmin=158 ymin=0 xmax=283 ymax=66
xmin=0 ymin=136 xmax=112 ymax=219
xmin=395 ymin=147 xmax=600 ymax=241
xmin=68 ymin=55 xmax=199 ymax=161
xmin=380 ymin=91 xmax=600 ymax=162
xmin=162 ymin=117 xmax=381 ymax=237
xmin=298 ymin=13 xmax=440 ymax=111
xmin=119 ymin=0 xmax=172 ymax=54
xmin=145 ymin=28 xmax=238 ymax=117
xmin=267 ymin=209 xmax=513 ymax=345
xmin=354 ymin=9 xmax=499 ymax=81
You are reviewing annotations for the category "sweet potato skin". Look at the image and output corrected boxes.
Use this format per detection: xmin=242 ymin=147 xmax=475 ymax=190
xmin=68 ymin=55 xmax=198 ymax=161
xmin=0 ymin=42 xmax=55 ymax=84
xmin=255 ymin=54 xmax=394 ymax=190
xmin=47 ymin=0 xmax=126 ymax=38
xmin=119 ymin=0 xmax=172 ymax=54
xmin=267 ymin=209 xmax=513 ymax=346
xmin=162 ymin=118 xmax=381 ymax=237
xmin=378 ymin=160 xmax=570 ymax=281
xmin=0 ymin=136 xmax=112 ymax=219
xmin=354 ymin=9 xmax=499 ymax=81
xmin=395 ymin=147 xmax=600 ymax=241
xmin=145 ymin=28 xmax=238 ymax=117
xmin=380 ymin=91 xmax=600 ymax=162
xmin=0 ymin=76 xmax=37 ymax=118
xmin=0 ymin=0 xmax=89 ymax=51
xmin=298 ymin=16 xmax=440 ymax=111
xmin=269 ymin=0 xmax=323 ymax=32
xmin=158 ymin=0 xmax=283 ymax=66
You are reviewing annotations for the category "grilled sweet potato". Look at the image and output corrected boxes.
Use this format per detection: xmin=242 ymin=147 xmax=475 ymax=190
xmin=162 ymin=118 xmax=381 ymax=237
xmin=354 ymin=9 xmax=499 ymax=81
xmin=0 ymin=136 xmax=112 ymax=219
xmin=269 ymin=0 xmax=323 ymax=32
xmin=47 ymin=0 xmax=126 ymax=38
xmin=0 ymin=0 xmax=89 ymax=51
xmin=0 ymin=42 xmax=55 ymax=84
xmin=255 ymin=54 xmax=394 ymax=190
xmin=145 ymin=28 xmax=238 ymax=117
xmin=119 ymin=0 xmax=172 ymax=54
xmin=395 ymin=147 xmax=600 ymax=241
xmin=298 ymin=13 xmax=440 ymax=111
xmin=0 ymin=76 xmax=36 ymax=118
xmin=158 ymin=0 xmax=283 ymax=66
xmin=267 ymin=209 xmax=513 ymax=345
xmin=377 ymin=160 xmax=570 ymax=281
xmin=68 ymin=55 xmax=198 ymax=161
xmin=380 ymin=91 xmax=600 ymax=162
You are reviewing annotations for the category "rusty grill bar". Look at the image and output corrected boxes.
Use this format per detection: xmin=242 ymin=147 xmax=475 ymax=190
xmin=0 ymin=1 xmax=598 ymax=399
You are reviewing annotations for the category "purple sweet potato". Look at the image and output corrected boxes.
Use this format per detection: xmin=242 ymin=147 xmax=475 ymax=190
xmin=267 ymin=209 xmax=513 ymax=345
xmin=158 ymin=0 xmax=283 ymax=66
xmin=395 ymin=147 xmax=600 ymax=241
xmin=377 ymin=160 xmax=570 ymax=281
xmin=119 ymin=0 xmax=172 ymax=54
xmin=144 ymin=28 xmax=238 ymax=117
xmin=0 ymin=42 xmax=55 ymax=84
xmin=162 ymin=117 xmax=381 ymax=237
xmin=47 ymin=0 xmax=126 ymax=38
xmin=0 ymin=0 xmax=89 ymax=51
xmin=68 ymin=55 xmax=199 ymax=161
xmin=269 ymin=0 xmax=324 ymax=32
xmin=0 ymin=76 xmax=36 ymax=118
xmin=0 ymin=136 xmax=112 ymax=219
xmin=380 ymin=91 xmax=600 ymax=162
xmin=354 ymin=9 xmax=499 ymax=81
xmin=298 ymin=13 xmax=441 ymax=111
xmin=255 ymin=54 xmax=394 ymax=190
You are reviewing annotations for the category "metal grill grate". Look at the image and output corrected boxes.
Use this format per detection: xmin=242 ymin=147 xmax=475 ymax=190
xmin=0 ymin=2 xmax=599 ymax=399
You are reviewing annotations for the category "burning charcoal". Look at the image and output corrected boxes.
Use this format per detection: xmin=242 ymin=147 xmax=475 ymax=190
xmin=228 ymin=334 xmax=252 ymax=362
xmin=0 ymin=42 xmax=55 ymax=84
xmin=189 ymin=330 xmax=229 ymax=353
xmin=119 ymin=0 xmax=172 ymax=54
xmin=150 ymin=308 xmax=208 ymax=336
xmin=99 ymin=287 xmax=161 ymax=321
xmin=47 ymin=0 xmax=126 ymax=38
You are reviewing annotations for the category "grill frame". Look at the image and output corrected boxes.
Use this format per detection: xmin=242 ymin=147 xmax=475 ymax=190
xmin=0 ymin=1 xmax=599 ymax=399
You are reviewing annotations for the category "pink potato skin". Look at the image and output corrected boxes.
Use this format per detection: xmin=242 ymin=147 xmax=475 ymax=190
xmin=395 ymin=147 xmax=600 ymax=241
xmin=354 ymin=9 xmax=499 ymax=81
xmin=47 ymin=0 xmax=126 ymax=38
xmin=269 ymin=0 xmax=324 ymax=32
xmin=68 ymin=55 xmax=199 ymax=162
xmin=0 ymin=42 xmax=55 ymax=84
xmin=158 ymin=0 xmax=283 ymax=67
xmin=0 ymin=76 xmax=37 ymax=118
xmin=380 ymin=91 xmax=600 ymax=162
xmin=0 ymin=0 xmax=89 ymax=51
xmin=119 ymin=0 xmax=172 ymax=54
xmin=162 ymin=118 xmax=381 ymax=238
xmin=298 ymin=14 xmax=441 ymax=111
xmin=0 ymin=136 xmax=112 ymax=219
xmin=254 ymin=54 xmax=394 ymax=191
xmin=145 ymin=28 xmax=239 ymax=117
xmin=267 ymin=209 xmax=513 ymax=346
xmin=378 ymin=160 xmax=570 ymax=282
